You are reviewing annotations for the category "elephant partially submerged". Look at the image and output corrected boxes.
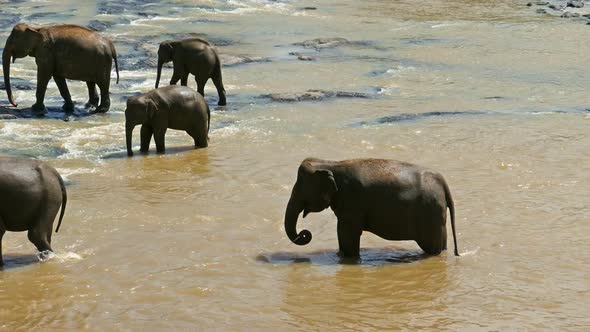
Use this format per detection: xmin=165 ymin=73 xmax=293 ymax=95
xmin=2 ymin=23 xmax=119 ymax=113
xmin=285 ymin=158 xmax=459 ymax=258
xmin=0 ymin=157 xmax=67 ymax=266
xmin=155 ymin=38 xmax=226 ymax=106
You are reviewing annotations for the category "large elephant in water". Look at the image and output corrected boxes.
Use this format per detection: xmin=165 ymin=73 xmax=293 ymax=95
xmin=0 ymin=157 xmax=67 ymax=266
xmin=155 ymin=38 xmax=226 ymax=106
xmin=284 ymin=158 xmax=459 ymax=258
xmin=2 ymin=23 xmax=119 ymax=113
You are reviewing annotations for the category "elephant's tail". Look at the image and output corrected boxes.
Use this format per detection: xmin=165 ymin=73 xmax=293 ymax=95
xmin=443 ymin=179 xmax=459 ymax=256
xmin=206 ymin=104 xmax=211 ymax=141
xmin=111 ymin=42 xmax=119 ymax=84
xmin=55 ymin=173 xmax=67 ymax=233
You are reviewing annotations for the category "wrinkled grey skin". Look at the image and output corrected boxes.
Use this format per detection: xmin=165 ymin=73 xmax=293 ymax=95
xmin=125 ymin=85 xmax=210 ymax=156
xmin=285 ymin=158 xmax=459 ymax=258
xmin=2 ymin=23 xmax=119 ymax=113
xmin=0 ymin=157 xmax=67 ymax=266
xmin=155 ymin=38 xmax=226 ymax=106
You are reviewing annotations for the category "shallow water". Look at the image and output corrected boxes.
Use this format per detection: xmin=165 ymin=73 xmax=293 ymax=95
xmin=0 ymin=0 xmax=589 ymax=330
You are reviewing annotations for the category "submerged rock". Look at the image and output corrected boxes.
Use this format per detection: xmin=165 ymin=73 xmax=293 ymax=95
xmin=262 ymin=89 xmax=372 ymax=103
xmin=529 ymin=0 xmax=590 ymax=23
xmin=220 ymin=54 xmax=271 ymax=67
xmin=87 ymin=20 xmax=113 ymax=32
xmin=357 ymin=111 xmax=487 ymax=126
xmin=561 ymin=11 xmax=581 ymax=17
xmin=289 ymin=52 xmax=316 ymax=61
xmin=293 ymin=38 xmax=351 ymax=50
xmin=567 ymin=0 xmax=584 ymax=8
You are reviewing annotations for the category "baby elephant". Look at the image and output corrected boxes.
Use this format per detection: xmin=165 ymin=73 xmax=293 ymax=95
xmin=155 ymin=37 xmax=226 ymax=106
xmin=0 ymin=157 xmax=67 ymax=266
xmin=284 ymin=158 xmax=459 ymax=258
xmin=125 ymin=85 xmax=210 ymax=156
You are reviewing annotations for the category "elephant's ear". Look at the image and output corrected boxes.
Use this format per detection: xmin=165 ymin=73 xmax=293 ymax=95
xmin=146 ymin=100 xmax=157 ymax=119
xmin=158 ymin=42 xmax=174 ymax=59
xmin=24 ymin=26 xmax=42 ymax=44
xmin=315 ymin=169 xmax=337 ymax=202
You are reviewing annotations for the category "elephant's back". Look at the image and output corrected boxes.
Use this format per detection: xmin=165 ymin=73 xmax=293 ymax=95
xmin=49 ymin=25 xmax=114 ymax=56
xmin=158 ymin=85 xmax=204 ymax=106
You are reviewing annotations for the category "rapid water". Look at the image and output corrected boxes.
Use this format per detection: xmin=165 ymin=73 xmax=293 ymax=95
xmin=0 ymin=0 xmax=589 ymax=330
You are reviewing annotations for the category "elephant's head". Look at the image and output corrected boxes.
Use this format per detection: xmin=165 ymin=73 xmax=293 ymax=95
xmin=125 ymin=96 xmax=155 ymax=156
xmin=3 ymin=23 xmax=43 ymax=107
xmin=285 ymin=160 xmax=338 ymax=246
xmin=155 ymin=41 xmax=174 ymax=89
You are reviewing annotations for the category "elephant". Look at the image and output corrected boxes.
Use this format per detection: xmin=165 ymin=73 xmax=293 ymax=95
xmin=125 ymin=85 xmax=210 ymax=156
xmin=284 ymin=158 xmax=459 ymax=258
xmin=155 ymin=37 xmax=226 ymax=106
xmin=0 ymin=157 xmax=67 ymax=266
xmin=2 ymin=23 xmax=119 ymax=113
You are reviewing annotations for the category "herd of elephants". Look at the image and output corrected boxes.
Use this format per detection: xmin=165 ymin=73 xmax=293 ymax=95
xmin=0 ymin=23 xmax=459 ymax=267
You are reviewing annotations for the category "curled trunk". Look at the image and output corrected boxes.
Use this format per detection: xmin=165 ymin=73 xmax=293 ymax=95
xmin=2 ymin=49 xmax=17 ymax=107
xmin=155 ymin=58 xmax=164 ymax=89
xmin=126 ymin=123 xmax=135 ymax=157
xmin=284 ymin=197 xmax=312 ymax=245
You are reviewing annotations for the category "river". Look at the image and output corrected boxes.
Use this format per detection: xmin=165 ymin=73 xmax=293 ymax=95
xmin=0 ymin=0 xmax=589 ymax=330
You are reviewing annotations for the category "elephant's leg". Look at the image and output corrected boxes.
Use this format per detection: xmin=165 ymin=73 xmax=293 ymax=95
xmin=0 ymin=229 xmax=5 ymax=266
xmin=53 ymin=76 xmax=74 ymax=112
xmin=27 ymin=227 xmax=52 ymax=254
xmin=86 ymin=82 xmax=99 ymax=108
xmin=95 ymin=81 xmax=111 ymax=113
xmin=211 ymin=68 xmax=227 ymax=106
xmin=337 ymin=219 xmax=362 ymax=258
xmin=416 ymin=220 xmax=446 ymax=256
xmin=32 ymin=71 xmax=51 ymax=112
xmin=170 ymin=70 xmax=183 ymax=85
xmin=181 ymin=73 xmax=189 ymax=86
xmin=140 ymin=124 xmax=153 ymax=153
xmin=153 ymin=127 xmax=167 ymax=154
xmin=196 ymin=77 xmax=208 ymax=97
xmin=187 ymin=128 xmax=208 ymax=148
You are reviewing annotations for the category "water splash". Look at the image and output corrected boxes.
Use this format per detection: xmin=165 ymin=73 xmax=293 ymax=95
xmin=36 ymin=250 xmax=83 ymax=263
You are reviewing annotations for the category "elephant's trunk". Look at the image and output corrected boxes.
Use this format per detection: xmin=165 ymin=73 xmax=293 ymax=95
xmin=284 ymin=197 xmax=312 ymax=245
xmin=2 ymin=49 xmax=17 ymax=107
xmin=155 ymin=58 xmax=164 ymax=89
xmin=126 ymin=122 xmax=134 ymax=157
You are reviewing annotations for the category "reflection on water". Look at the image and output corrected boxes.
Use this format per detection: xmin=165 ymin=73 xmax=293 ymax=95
xmin=1 ymin=0 xmax=589 ymax=330
xmin=279 ymin=254 xmax=450 ymax=330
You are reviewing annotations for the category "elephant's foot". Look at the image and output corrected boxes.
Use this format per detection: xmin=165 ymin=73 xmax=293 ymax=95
xmin=31 ymin=102 xmax=47 ymax=115
xmin=217 ymin=98 xmax=227 ymax=106
xmin=94 ymin=104 xmax=110 ymax=113
xmin=85 ymin=98 xmax=99 ymax=109
xmin=62 ymin=101 xmax=75 ymax=113
xmin=139 ymin=147 xmax=149 ymax=154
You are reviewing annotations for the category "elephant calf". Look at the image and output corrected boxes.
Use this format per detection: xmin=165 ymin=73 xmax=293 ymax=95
xmin=0 ymin=157 xmax=67 ymax=266
xmin=155 ymin=37 xmax=226 ymax=106
xmin=284 ymin=158 xmax=459 ymax=258
xmin=125 ymin=85 xmax=211 ymax=156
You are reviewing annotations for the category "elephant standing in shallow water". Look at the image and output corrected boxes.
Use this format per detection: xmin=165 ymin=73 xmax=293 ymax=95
xmin=2 ymin=23 xmax=119 ymax=113
xmin=155 ymin=38 xmax=226 ymax=106
xmin=125 ymin=85 xmax=210 ymax=156
xmin=0 ymin=157 xmax=67 ymax=266
xmin=284 ymin=158 xmax=459 ymax=258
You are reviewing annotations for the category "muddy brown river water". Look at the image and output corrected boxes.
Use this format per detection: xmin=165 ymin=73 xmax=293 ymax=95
xmin=0 ymin=0 xmax=589 ymax=330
